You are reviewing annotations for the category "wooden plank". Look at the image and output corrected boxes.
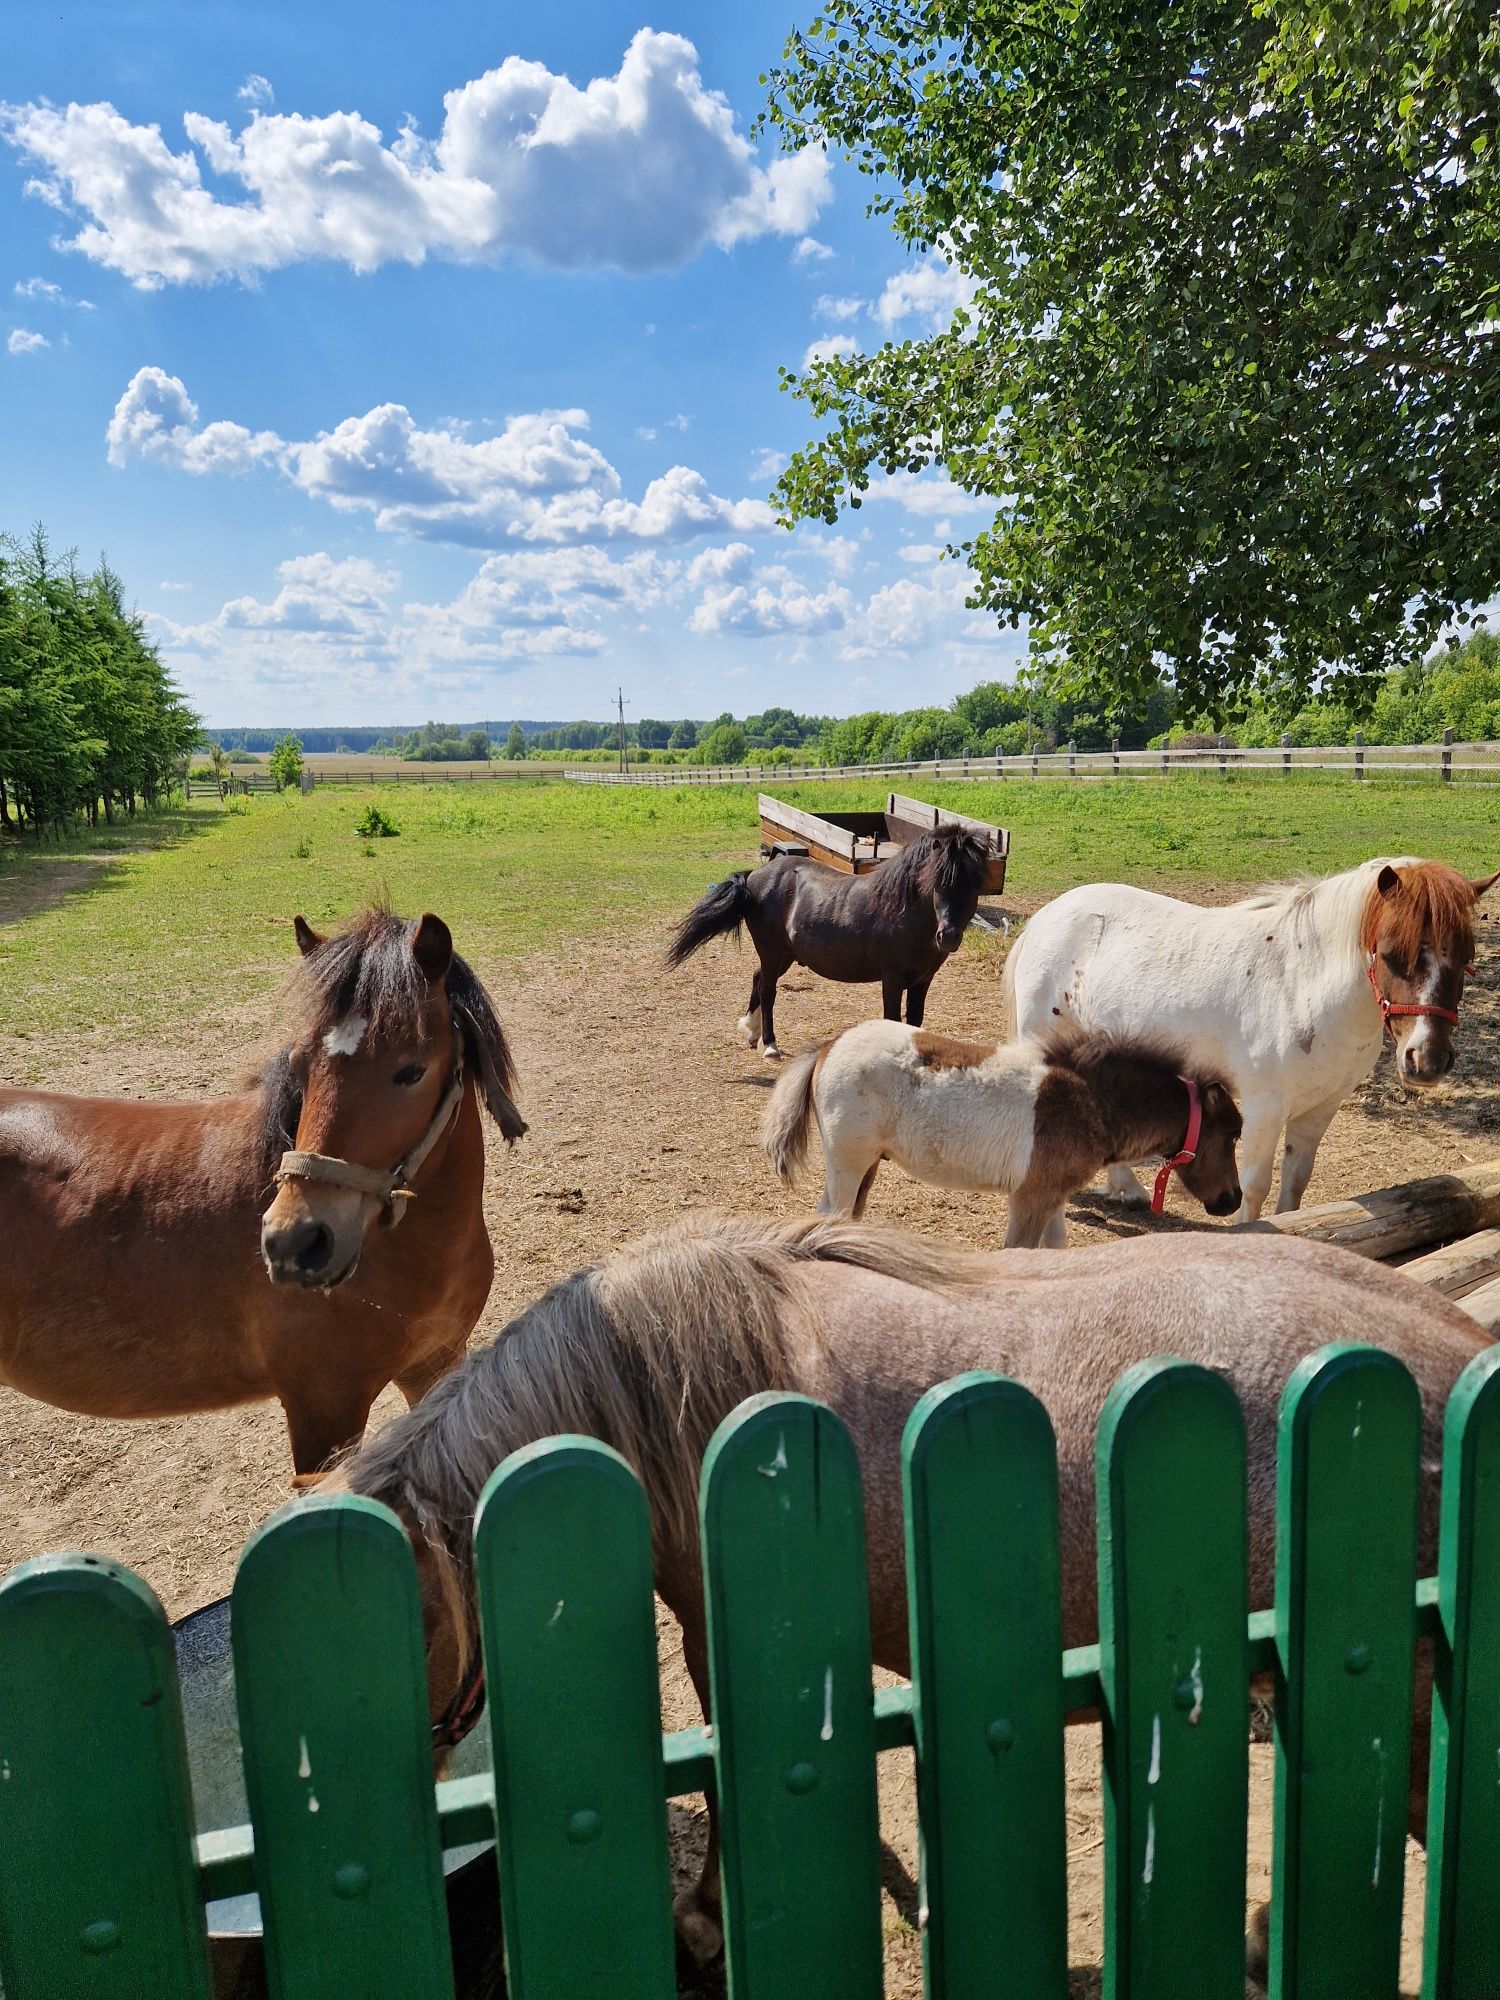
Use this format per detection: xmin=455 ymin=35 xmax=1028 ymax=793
xmin=889 ymin=792 xmax=1011 ymax=857
xmin=1270 ymin=1345 xmax=1420 ymax=1999
xmin=757 ymin=795 xmax=857 ymax=861
xmin=1399 ymin=1228 xmax=1500 ymax=1300
xmin=701 ymin=1393 xmax=883 ymax=2000
xmin=474 ymin=1438 xmax=675 ymax=2000
xmin=1423 ymin=1346 xmax=1500 ymax=1998
xmin=233 ymin=1493 xmax=454 ymax=2000
xmin=1263 ymin=1163 xmax=1500 ymax=1261
xmin=0 ymin=1555 xmax=212 ymax=2000
xmin=903 ymin=1373 xmax=1068 ymax=2000
xmin=1456 ymin=1274 xmax=1500 ymax=1338
xmin=1096 ymin=1361 xmax=1249 ymax=2000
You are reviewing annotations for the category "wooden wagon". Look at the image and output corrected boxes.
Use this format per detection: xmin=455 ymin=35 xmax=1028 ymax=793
xmin=758 ymin=791 xmax=1009 ymax=894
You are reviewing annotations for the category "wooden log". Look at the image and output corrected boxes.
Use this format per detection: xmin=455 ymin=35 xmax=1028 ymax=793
xmin=1399 ymin=1229 xmax=1500 ymax=1301
xmin=1264 ymin=1163 xmax=1500 ymax=1261
xmin=1457 ymin=1276 xmax=1500 ymax=1340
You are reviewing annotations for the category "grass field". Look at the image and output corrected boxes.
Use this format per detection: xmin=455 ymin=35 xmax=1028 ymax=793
xmin=1 ymin=771 xmax=1497 ymax=1058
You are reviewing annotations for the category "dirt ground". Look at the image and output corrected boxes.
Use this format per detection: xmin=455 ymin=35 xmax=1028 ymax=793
xmin=2 ymin=884 xmax=1496 ymax=1994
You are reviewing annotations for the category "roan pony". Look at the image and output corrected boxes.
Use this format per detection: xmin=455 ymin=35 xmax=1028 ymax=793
xmin=761 ymin=1020 xmax=1243 ymax=1242
xmin=0 ymin=907 xmax=524 ymax=1482
xmin=666 ymin=825 xmax=991 ymax=1058
xmin=1005 ymin=857 xmax=1496 ymax=1222
xmin=341 ymin=1213 xmax=1484 ymax=1963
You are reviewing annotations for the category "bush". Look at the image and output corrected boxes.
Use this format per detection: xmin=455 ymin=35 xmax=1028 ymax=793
xmin=355 ymin=804 xmax=399 ymax=838
xmin=697 ymin=722 xmax=749 ymax=764
xmin=268 ymin=734 xmax=304 ymax=791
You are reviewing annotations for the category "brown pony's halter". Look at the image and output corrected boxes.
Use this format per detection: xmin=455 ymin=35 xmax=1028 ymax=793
xmin=276 ymin=1031 xmax=466 ymax=1227
xmin=1364 ymin=929 xmax=1473 ymax=1041
xmin=1151 ymin=1077 xmax=1203 ymax=1214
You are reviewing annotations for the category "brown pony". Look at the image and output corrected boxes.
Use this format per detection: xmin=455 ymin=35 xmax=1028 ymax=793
xmin=0 ymin=907 xmax=524 ymax=1482
xmin=341 ymin=1213 xmax=1486 ymax=1960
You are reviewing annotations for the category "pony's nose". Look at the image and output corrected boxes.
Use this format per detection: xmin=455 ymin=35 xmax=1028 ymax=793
xmin=936 ymin=924 xmax=961 ymax=951
xmin=1401 ymin=1041 xmax=1450 ymax=1084
xmin=262 ymin=1217 xmax=336 ymax=1283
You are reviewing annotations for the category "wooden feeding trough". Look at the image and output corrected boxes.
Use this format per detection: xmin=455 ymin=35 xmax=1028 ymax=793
xmin=758 ymin=791 xmax=1009 ymax=894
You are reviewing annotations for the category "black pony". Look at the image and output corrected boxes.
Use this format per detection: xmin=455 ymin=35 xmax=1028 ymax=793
xmin=666 ymin=825 xmax=990 ymax=1057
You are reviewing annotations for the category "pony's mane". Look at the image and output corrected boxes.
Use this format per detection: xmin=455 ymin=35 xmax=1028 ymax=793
xmin=869 ymin=824 xmax=991 ymax=911
xmin=1360 ymin=861 xmax=1478 ymax=967
xmin=251 ymin=906 xmax=517 ymax=1178
xmin=1035 ymin=1020 xmax=1235 ymax=1101
xmin=346 ymin=1213 xmax=995 ymax=1616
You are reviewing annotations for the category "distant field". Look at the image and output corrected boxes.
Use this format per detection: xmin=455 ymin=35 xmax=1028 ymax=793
xmin=299 ymin=753 xmax=545 ymax=779
xmin=1 ymin=771 xmax=1497 ymax=1057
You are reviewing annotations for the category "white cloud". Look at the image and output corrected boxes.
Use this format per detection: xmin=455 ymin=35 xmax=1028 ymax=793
xmin=2 ymin=32 xmax=831 ymax=288
xmin=802 ymin=333 xmax=858 ymax=368
xmin=14 ymin=276 xmax=60 ymax=301
xmin=158 ymin=579 xmax=190 ymax=592
xmin=236 ymin=74 xmax=274 ymax=108
xmin=106 ymin=366 xmax=776 ymax=548
xmin=813 ymin=293 xmax=862 ymax=322
xmin=404 ymin=546 xmax=675 ymax=662
xmin=749 ymin=447 xmax=787 ymax=482
xmin=862 ymin=471 xmax=992 ymax=518
xmin=7 ymin=327 xmax=48 ymax=354
xmin=685 ymin=541 xmax=755 ymax=589
xmin=873 ymin=249 xmax=977 ymax=332
xmin=634 ymin=425 xmax=657 ymax=441
xmin=792 ymin=236 xmax=833 ymax=263
xmin=666 ymin=413 xmax=691 ymax=431
xmin=690 ymin=561 xmax=850 ymax=637
xmin=898 ymin=542 xmax=945 ymax=563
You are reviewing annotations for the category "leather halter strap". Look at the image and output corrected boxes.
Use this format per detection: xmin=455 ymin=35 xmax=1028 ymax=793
xmin=1364 ymin=930 xmax=1471 ymax=1039
xmin=1151 ymin=1077 xmax=1203 ymax=1215
xmin=275 ymin=1033 xmax=466 ymax=1226
xmin=432 ymin=1650 xmax=486 ymax=1750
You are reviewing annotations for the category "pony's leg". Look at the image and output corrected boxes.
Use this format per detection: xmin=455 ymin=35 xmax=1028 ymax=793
xmin=851 ymin=1162 xmax=880 ymax=1220
xmin=736 ymin=967 xmax=763 ymax=1047
xmin=1105 ymin=1163 xmax=1151 ymax=1207
xmin=1232 ymin=1097 xmax=1286 ymax=1225
xmin=759 ymin=970 xmax=785 ymax=1060
xmin=1040 ymin=1205 xmax=1068 ymax=1249
xmin=672 ymin=1620 xmax=724 ymax=1964
xmin=1004 ymin=1191 xmax=1060 ymax=1248
xmin=281 ymin=1385 xmax=380 ymax=1489
xmin=1274 ymin=1093 xmax=1343 ymax=1214
xmin=395 ymin=1343 xmax=465 ymax=1410
xmin=818 ymin=1155 xmax=877 ymax=1218
xmin=881 ymin=972 xmax=904 ymax=1022
xmin=904 ymin=977 xmax=932 ymax=1027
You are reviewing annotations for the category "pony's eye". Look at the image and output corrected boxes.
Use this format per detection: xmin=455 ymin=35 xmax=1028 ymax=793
xmin=393 ymin=1063 xmax=427 ymax=1088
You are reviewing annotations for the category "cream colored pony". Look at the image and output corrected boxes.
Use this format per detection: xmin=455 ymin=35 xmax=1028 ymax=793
xmin=341 ymin=1213 xmax=1485 ymax=1965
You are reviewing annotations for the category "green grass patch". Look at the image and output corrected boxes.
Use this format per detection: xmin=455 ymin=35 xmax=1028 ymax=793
xmin=0 ymin=774 xmax=1495 ymax=1054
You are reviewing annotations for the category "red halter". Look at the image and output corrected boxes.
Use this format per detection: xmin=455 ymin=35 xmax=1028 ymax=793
xmin=1151 ymin=1077 xmax=1203 ymax=1215
xmin=1364 ymin=930 xmax=1471 ymax=1040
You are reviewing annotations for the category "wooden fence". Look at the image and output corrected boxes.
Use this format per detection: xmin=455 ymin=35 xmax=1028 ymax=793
xmin=0 ymin=1343 xmax=1497 ymax=1998
xmin=567 ymin=729 xmax=1495 ymax=788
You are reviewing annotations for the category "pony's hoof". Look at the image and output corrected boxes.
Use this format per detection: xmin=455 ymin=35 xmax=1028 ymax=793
xmin=1113 ymin=1183 xmax=1151 ymax=1209
xmin=673 ymin=1890 xmax=724 ymax=1966
xmin=736 ymin=1013 xmax=760 ymax=1047
xmin=1245 ymin=1900 xmax=1270 ymax=1990
xmin=762 ymin=1043 xmax=784 ymax=1062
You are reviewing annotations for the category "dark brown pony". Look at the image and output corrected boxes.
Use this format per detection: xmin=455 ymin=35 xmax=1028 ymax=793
xmin=0 ymin=908 xmax=524 ymax=1482
xmin=666 ymin=824 xmax=991 ymax=1058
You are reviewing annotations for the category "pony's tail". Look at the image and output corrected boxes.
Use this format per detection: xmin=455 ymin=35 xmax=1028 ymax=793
xmin=666 ymin=872 xmax=751 ymax=968
xmin=762 ymin=1043 xmax=823 ymax=1184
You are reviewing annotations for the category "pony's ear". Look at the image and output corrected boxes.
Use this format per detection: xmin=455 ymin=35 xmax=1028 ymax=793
xmin=1202 ymin=1079 xmax=1243 ymax=1132
xmin=411 ymin=913 xmax=454 ymax=985
xmin=1472 ymin=869 xmax=1500 ymax=899
xmin=293 ymin=915 xmax=323 ymax=956
xmin=1376 ymin=864 xmax=1402 ymax=899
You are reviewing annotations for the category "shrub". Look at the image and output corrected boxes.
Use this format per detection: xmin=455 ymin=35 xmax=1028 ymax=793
xmin=355 ymin=805 xmax=399 ymax=838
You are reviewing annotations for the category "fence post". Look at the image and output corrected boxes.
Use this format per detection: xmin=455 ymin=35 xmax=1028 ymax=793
xmin=1030 ymin=750 xmax=1039 ymax=780
xmin=1112 ymin=735 xmax=1120 ymax=779
xmin=1068 ymin=740 xmax=1077 ymax=779
xmin=996 ymin=749 xmax=1004 ymax=778
xmin=1282 ymin=732 xmax=1292 ymax=777
xmin=1161 ymin=744 xmax=1170 ymax=777
xmin=1442 ymin=725 xmax=1453 ymax=783
xmin=1354 ymin=730 xmax=1365 ymax=781
xmin=1218 ymin=737 xmax=1228 ymax=778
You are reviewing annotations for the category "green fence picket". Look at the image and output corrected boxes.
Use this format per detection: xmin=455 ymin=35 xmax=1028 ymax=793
xmin=0 ymin=1554 xmax=211 ymax=2000
xmin=1097 ymin=1359 xmax=1249 ymax=2000
xmin=903 ymin=1371 xmax=1067 ymax=2000
xmin=701 ymin=1392 xmax=883 ymax=2000
xmin=233 ymin=1493 xmax=454 ymax=2000
xmin=473 ymin=1437 xmax=674 ymax=2000
xmin=1270 ymin=1344 xmax=1421 ymax=1999
xmin=1423 ymin=1345 xmax=1500 ymax=1999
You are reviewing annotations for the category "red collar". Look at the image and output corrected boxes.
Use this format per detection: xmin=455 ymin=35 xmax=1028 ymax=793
xmin=1151 ymin=1077 xmax=1202 ymax=1214
xmin=1364 ymin=932 xmax=1468 ymax=1039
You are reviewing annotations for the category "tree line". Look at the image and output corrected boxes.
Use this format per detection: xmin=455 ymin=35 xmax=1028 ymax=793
xmin=0 ymin=528 xmax=200 ymax=841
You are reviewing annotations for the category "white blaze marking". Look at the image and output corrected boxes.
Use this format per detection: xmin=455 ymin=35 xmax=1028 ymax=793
xmin=323 ymin=1014 xmax=368 ymax=1057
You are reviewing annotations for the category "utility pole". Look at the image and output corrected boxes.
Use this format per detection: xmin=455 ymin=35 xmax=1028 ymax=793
xmin=617 ymin=687 xmax=628 ymax=774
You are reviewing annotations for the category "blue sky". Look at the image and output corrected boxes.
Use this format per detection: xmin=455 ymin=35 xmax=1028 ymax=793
xmin=1 ymin=1 xmax=1022 ymax=726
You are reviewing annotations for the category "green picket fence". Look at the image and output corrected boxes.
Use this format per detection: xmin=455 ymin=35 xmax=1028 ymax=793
xmin=0 ymin=1340 xmax=1497 ymax=1999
